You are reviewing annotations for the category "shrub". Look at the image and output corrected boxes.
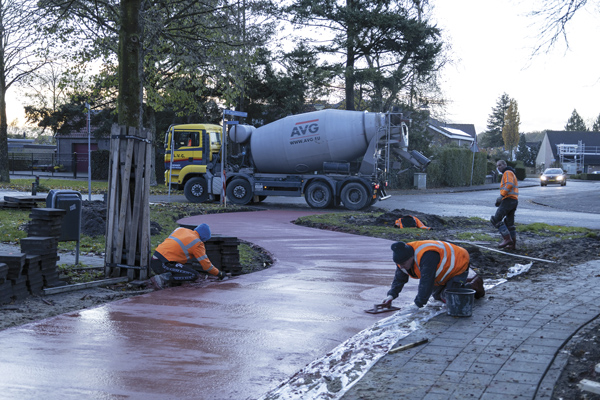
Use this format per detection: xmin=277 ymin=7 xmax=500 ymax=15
xmin=91 ymin=150 xmax=110 ymax=180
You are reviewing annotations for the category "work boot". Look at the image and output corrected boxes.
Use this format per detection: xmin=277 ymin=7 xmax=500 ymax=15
xmin=497 ymin=223 xmax=514 ymax=248
xmin=504 ymin=237 xmax=517 ymax=250
xmin=498 ymin=235 xmax=513 ymax=248
xmin=466 ymin=275 xmax=485 ymax=299
xmin=149 ymin=275 xmax=164 ymax=290
xmin=149 ymin=272 xmax=172 ymax=290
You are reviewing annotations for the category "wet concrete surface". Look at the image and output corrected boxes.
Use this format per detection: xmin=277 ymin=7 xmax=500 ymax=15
xmin=0 ymin=210 xmax=418 ymax=400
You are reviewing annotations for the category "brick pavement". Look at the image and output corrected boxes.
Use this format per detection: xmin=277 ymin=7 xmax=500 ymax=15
xmin=341 ymin=260 xmax=600 ymax=400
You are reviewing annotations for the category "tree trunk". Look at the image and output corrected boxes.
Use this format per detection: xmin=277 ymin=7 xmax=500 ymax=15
xmin=345 ymin=0 xmax=356 ymax=111
xmin=104 ymin=0 xmax=150 ymax=280
xmin=0 ymin=79 xmax=9 ymax=182
xmin=118 ymin=0 xmax=143 ymax=128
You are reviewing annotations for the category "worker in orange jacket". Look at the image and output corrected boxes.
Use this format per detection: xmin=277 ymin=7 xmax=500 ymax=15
xmin=382 ymin=240 xmax=485 ymax=309
xmin=150 ymin=223 xmax=226 ymax=290
xmin=394 ymin=215 xmax=431 ymax=230
xmin=490 ymin=159 xmax=518 ymax=249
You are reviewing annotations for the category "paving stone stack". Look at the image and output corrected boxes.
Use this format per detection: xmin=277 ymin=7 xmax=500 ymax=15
xmin=0 ymin=263 xmax=10 ymax=303
xmin=204 ymin=236 xmax=242 ymax=275
xmin=24 ymin=208 xmax=68 ymax=289
xmin=0 ymin=253 xmax=28 ymax=301
xmin=0 ymin=207 xmax=67 ymax=304
xmin=23 ymin=254 xmax=43 ymax=295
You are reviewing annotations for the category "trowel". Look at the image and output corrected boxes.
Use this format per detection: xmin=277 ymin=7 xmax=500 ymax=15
xmin=364 ymin=302 xmax=401 ymax=314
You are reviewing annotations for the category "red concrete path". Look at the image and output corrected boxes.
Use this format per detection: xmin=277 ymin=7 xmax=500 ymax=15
xmin=0 ymin=210 xmax=417 ymax=400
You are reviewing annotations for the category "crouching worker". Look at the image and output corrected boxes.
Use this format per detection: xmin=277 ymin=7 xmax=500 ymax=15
xmin=382 ymin=241 xmax=485 ymax=309
xmin=149 ymin=223 xmax=226 ymax=290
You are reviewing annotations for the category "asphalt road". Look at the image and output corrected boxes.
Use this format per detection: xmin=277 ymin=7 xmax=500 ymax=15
xmin=253 ymin=178 xmax=600 ymax=229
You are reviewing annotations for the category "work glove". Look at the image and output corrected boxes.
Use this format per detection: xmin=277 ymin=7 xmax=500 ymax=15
xmin=217 ymin=271 xmax=226 ymax=280
xmin=495 ymin=196 xmax=502 ymax=207
xmin=381 ymin=295 xmax=394 ymax=306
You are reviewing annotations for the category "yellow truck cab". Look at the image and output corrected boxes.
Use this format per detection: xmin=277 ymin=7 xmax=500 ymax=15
xmin=164 ymin=123 xmax=222 ymax=202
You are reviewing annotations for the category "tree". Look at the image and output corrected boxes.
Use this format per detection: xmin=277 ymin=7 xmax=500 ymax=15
xmin=529 ymin=0 xmax=589 ymax=54
xmin=515 ymin=133 xmax=535 ymax=167
xmin=484 ymin=93 xmax=511 ymax=148
xmin=22 ymin=63 xmax=91 ymax=135
xmin=285 ymin=0 xmax=443 ymax=111
xmin=592 ymin=113 xmax=600 ymax=131
xmin=564 ymin=109 xmax=588 ymax=131
xmin=241 ymin=42 xmax=343 ymax=125
xmin=0 ymin=0 xmax=53 ymax=182
xmin=502 ymin=99 xmax=520 ymax=160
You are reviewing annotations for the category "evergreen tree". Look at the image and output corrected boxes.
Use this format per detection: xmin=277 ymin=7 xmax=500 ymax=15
xmin=284 ymin=0 xmax=443 ymax=111
xmin=485 ymin=93 xmax=511 ymax=147
xmin=515 ymin=133 xmax=535 ymax=167
xmin=564 ymin=109 xmax=588 ymax=131
xmin=502 ymin=99 xmax=520 ymax=160
xmin=592 ymin=113 xmax=600 ymax=131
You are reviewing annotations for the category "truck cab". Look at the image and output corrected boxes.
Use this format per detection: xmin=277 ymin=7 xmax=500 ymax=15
xmin=164 ymin=123 xmax=222 ymax=202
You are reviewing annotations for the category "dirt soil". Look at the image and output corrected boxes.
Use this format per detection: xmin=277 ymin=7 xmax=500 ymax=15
xmin=2 ymin=205 xmax=599 ymax=399
xmin=295 ymin=208 xmax=600 ymax=400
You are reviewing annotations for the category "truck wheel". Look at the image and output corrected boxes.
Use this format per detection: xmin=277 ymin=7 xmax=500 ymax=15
xmin=184 ymin=177 xmax=209 ymax=203
xmin=341 ymin=182 xmax=369 ymax=210
xmin=227 ymin=178 xmax=253 ymax=205
xmin=305 ymin=181 xmax=333 ymax=209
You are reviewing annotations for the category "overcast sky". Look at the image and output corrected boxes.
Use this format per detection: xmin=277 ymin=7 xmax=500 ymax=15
xmin=432 ymin=0 xmax=600 ymax=134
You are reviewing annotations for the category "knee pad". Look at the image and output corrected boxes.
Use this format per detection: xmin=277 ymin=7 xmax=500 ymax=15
xmin=490 ymin=216 xmax=502 ymax=228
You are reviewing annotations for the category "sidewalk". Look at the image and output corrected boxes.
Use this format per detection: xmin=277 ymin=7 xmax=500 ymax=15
xmin=341 ymin=260 xmax=600 ymax=400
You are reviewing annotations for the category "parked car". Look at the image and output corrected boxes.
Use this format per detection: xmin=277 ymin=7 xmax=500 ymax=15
xmin=540 ymin=168 xmax=567 ymax=186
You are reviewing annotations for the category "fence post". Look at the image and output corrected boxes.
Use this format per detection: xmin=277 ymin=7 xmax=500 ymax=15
xmin=72 ymin=152 xmax=77 ymax=178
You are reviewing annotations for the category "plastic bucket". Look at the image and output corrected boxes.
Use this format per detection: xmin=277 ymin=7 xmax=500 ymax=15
xmin=446 ymin=288 xmax=476 ymax=317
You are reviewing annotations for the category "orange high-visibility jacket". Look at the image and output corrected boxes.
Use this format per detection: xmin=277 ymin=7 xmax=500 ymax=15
xmin=394 ymin=215 xmax=431 ymax=230
xmin=155 ymin=227 xmax=219 ymax=276
xmin=500 ymin=169 xmax=518 ymax=200
xmin=400 ymin=241 xmax=469 ymax=286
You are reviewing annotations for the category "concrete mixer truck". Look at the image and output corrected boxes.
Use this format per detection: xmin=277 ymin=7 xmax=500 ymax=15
xmin=164 ymin=109 xmax=430 ymax=210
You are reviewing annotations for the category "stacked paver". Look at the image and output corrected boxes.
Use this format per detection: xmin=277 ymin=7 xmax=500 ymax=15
xmin=0 ymin=207 xmax=67 ymax=304
xmin=203 ymin=236 xmax=241 ymax=275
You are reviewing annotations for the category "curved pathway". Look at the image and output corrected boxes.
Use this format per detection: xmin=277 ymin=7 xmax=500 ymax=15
xmin=0 ymin=210 xmax=416 ymax=400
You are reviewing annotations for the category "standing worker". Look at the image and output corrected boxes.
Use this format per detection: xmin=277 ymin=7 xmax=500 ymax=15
xmin=491 ymin=159 xmax=518 ymax=250
xmin=382 ymin=241 xmax=485 ymax=309
xmin=150 ymin=223 xmax=226 ymax=290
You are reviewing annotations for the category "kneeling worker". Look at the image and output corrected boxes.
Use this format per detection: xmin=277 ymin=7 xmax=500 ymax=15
xmin=383 ymin=240 xmax=485 ymax=309
xmin=150 ymin=223 xmax=226 ymax=290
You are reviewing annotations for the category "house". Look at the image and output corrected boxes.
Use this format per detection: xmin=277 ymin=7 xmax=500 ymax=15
xmin=427 ymin=119 xmax=476 ymax=148
xmin=536 ymin=131 xmax=600 ymax=174
xmin=55 ymin=125 xmax=110 ymax=173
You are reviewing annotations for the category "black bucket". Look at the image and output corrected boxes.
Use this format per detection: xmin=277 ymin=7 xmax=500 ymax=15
xmin=446 ymin=288 xmax=476 ymax=317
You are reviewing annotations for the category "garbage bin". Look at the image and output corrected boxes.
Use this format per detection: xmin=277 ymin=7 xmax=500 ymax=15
xmin=46 ymin=190 xmax=82 ymax=242
xmin=414 ymin=173 xmax=427 ymax=190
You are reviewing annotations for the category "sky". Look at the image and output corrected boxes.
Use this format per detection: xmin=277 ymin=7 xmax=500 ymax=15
xmin=431 ymin=1 xmax=600 ymax=134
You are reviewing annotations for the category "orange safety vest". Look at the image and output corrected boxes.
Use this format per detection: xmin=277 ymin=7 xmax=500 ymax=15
xmin=394 ymin=215 xmax=431 ymax=230
xmin=500 ymin=170 xmax=518 ymax=200
xmin=155 ymin=227 xmax=219 ymax=276
xmin=397 ymin=241 xmax=469 ymax=286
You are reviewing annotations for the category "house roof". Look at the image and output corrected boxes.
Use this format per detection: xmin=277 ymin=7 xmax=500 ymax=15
xmin=428 ymin=119 xmax=476 ymax=142
xmin=546 ymin=131 xmax=600 ymax=164
xmin=445 ymin=123 xmax=477 ymax=139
